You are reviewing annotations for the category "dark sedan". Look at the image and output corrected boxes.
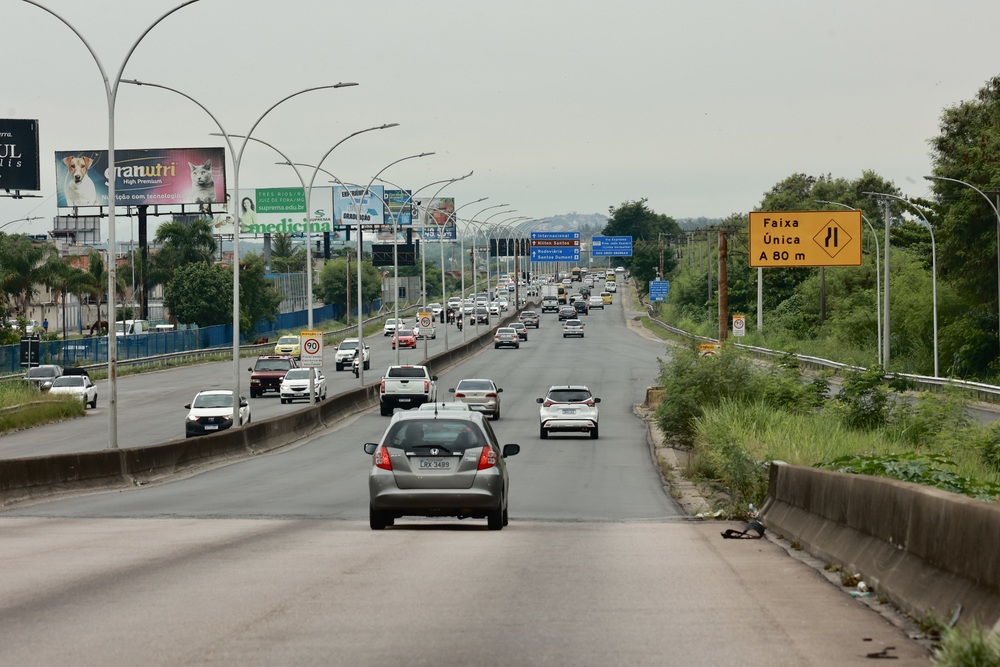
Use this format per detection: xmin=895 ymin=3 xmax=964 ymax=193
xmin=558 ymin=305 xmax=577 ymax=321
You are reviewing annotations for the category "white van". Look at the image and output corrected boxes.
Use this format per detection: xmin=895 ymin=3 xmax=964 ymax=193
xmin=115 ymin=319 xmax=150 ymax=336
xmin=605 ymin=280 xmax=617 ymax=293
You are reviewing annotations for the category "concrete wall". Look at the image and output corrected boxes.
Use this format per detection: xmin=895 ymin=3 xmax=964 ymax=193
xmin=760 ymin=462 xmax=1000 ymax=632
xmin=0 ymin=306 xmax=525 ymax=507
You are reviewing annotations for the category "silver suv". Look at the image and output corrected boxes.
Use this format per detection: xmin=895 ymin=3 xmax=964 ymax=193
xmin=537 ymin=385 xmax=601 ymax=439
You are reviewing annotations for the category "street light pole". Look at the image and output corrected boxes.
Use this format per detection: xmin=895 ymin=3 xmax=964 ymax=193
xmin=437 ymin=197 xmax=487 ymax=350
xmin=25 ymin=0 xmax=202 ymax=450
xmin=816 ymin=200 xmax=882 ymax=367
xmin=129 ymin=82 xmax=358 ymax=413
xmin=925 ymin=175 xmax=1000 ymax=357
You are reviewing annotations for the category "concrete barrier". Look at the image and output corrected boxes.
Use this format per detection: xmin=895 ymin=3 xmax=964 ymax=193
xmin=760 ymin=462 xmax=1000 ymax=632
xmin=0 ymin=301 xmax=537 ymax=506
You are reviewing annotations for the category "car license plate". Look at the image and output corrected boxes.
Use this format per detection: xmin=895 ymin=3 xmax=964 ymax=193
xmin=398 ymin=398 xmax=411 ymax=403
xmin=420 ymin=459 xmax=451 ymax=470
xmin=204 ymin=424 xmax=219 ymax=430
xmin=562 ymin=408 xmax=578 ymax=414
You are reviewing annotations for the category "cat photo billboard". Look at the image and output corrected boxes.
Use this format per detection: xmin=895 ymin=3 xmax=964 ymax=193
xmin=53 ymin=147 xmax=227 ymax=208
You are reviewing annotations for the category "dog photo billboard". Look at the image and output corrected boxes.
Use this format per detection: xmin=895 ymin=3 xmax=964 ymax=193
xmin=54 ymin=147 xmax=227 ymax=208
xmin=0 ymin=119 xmax=41 ymax=191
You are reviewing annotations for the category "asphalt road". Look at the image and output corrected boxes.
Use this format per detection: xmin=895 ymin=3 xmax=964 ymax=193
xmin=0 ymin=289 xmax=931 ymax=665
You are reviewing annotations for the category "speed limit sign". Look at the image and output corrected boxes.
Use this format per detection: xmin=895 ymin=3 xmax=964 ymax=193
xmin=299 ymin=330 xmax=323 ymax=367
xmin=418 ymin=313 xmax=432 ymax=329
xmin=732 ymin=315 xmax=746 ymax=337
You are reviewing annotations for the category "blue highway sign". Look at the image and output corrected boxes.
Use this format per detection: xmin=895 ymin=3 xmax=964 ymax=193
xmin=531 ymin=231 xmax=580 ymax=241
xmin=591 ymin=235 xmax=633 ymax=257
xmin=531 ymin=247 xmax=580 ymax=262
xmin=649 ymin=280 xmax=670 ymax=302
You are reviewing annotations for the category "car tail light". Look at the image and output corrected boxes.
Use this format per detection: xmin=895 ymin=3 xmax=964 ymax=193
xmin=373 ymin=444 xmax=392 ymax=471
xmin=380 ymin=380 xmax=385 ymax=394
xmin=454 ymin=392 xmax=466 ymax=398
xmin=584 ymin=399 xmax=596 ymax=407
xmin=477 ymin=446 xmax=497 ymax=470
xmin=424 ymin=381 xmax=430 ymax=393
xmin=485 ymin=392 xmax=497 ymax=398
xmin=543 ymin=399 xmax=555 ymax=407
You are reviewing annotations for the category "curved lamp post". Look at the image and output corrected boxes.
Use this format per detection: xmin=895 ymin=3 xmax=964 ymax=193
xmin=126 ymin=82 xmax=358 ymax=413
xmin=435 ymin=197 xmax=487 ymax=348
xmin=815 ymin=200 xmax=882 ymax=367
xmin=867 ymin=192 xmax=938 ymax=377
xmin=925 ymin=175 xmax=1000 ymax=357
xmin=456 ymin=203 xmax=508 ymax=340
xmin=24 ymin=0 xmax=202 ymax=449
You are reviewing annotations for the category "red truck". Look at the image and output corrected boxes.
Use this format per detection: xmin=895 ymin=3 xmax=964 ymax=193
xmin=248 ymin=355 xmax=298 ymax=398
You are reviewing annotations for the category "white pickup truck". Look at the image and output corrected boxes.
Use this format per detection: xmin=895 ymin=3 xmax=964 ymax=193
xmin=379 ymin=365 xmax=438 ymax=416
xmin=334 ymin=338 xmax=370 ymax=371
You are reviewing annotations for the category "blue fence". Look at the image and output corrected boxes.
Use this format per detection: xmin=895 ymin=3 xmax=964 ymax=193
xmin=0 ymin=301 xmax=377 ymax=374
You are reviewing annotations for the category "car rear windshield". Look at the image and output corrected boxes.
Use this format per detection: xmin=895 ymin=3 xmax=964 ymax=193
xmin=255 ymin=359 xmax=292 ymax=371
xmin=457 ymin=380 xmax=494 ymax=391
xmin=52 ymin=376 xmax=84 ymax=387
xmin=387 ymin=367 xmax=427 ymax=378
xmin=547 ymin=389 xmax=592 ymax=403
xmin=384 ymin=419 xmax=485 ymax=451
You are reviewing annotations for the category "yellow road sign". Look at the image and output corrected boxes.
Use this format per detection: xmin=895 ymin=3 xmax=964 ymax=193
xmin=748 ymin=211 xmax=862 ymax=268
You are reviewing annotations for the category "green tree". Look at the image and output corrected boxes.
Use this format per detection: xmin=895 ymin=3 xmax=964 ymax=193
xmin=0 ymin=233 xmax=56 ymax=316
xmin=316 ymin=256 xmax=382 ymax=315
xmin=151 ymin=218 xmax=217 ymax=286
xmin=43 ymin=255 xmax=94 ymax=340
xmin=238 ymin=254 xmax=283 ymax=335
xmin=163 ymin=262 xmax=233 ymax=327
xmin=86 ymin=251 xmax=127 ymax=331
xmin=269 ymin=233 xmax=306 ymax=273
xmin=602 ymin=199 xmax=682 ymax=280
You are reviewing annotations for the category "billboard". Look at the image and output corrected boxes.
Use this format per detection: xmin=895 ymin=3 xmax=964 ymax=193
xmin=415 ymin=197 xmax=456 ymax=240
xmin=384 ymin=189 xmax=413 ymax=226
xmin=0 ymin=119 xmax=41 ymax=191
xmin=54 ymin=147 xmax=227 ymax=208
xmin=235 ymin=186 xmax=339 ymax=241
xmin=334 ymin=185 xmax=385 ymax=228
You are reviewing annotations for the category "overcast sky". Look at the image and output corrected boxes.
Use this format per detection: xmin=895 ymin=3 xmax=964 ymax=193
xmin=3 ymin=0 xmax=999 ymax=241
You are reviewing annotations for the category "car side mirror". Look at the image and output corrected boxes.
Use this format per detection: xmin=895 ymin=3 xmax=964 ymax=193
xmin=247 ymin=367 xmax=253 ymax=372
xmin=363 ymin=443 xmax=378 ymax=455
xmin=497 ymin=388 xmax=504 ymax=393
xmin=184 ymin=403 xmax=191 ymax=409
xmin=536 ymin=397 xmax=543 ymax=403
xmin=431 ymin=376 xmax=438 ymax=381
xmin=502 ymin=444 xmax=520 ymax=458
xmin=594 ymin=398 xmax=601 ymax=403
xmin=240 ymin=400 xmax=248 ymax=408
xmin=448 ymin=388 xmax=456 ymax=393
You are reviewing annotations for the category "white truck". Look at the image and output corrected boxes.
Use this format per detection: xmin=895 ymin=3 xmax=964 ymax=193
xmin=334 ymin=338 xmax=370 ymax=371
xmin=379 ymin=365 xmax=438 ymax=416
xmin=540 ymin=284 xmax=560 ymax=312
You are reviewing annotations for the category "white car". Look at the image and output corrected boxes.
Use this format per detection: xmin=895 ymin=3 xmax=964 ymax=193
xmin=334 ymin=338 xmax=370 ymax=371
xmin=279 ymin=367 xmax=328 ymax=404
xmin=383 ymin=318 xmax=405 ymax=336
xmin=562 ymin=319 xmax=585 ymax=337
xmin=587 ymin=295 xmax=605 ymax=310
xmin=537 ymin=385 xmax=601 ymax=439
xmin=184 ymin=389 xmax=251 ymax=438
xmin=426 ymin=303 xmax=444 ymax=317
xmin=488 ymin=301 xmax=502 ymax=316
xmin=48 ymin=374 xmax=98 ymax=408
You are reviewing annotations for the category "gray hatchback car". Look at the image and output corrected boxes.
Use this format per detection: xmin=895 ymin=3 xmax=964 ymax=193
xmin=363 ymin=411 xmax=520 ymax=530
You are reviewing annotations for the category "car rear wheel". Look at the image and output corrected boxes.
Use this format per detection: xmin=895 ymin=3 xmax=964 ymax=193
xmin=591 ymin=425 xmax=599 ymax=439
xmin=539 ymin=425 xmax=548 ymax=439
xmin=379 ymin=402 xmax=392 ymax=417
xmin=493 ymin=407 xmax=500 ymax=420
xmin=487 ymin=497 xmax=504 ymax=531
xmin=89 ymin=396 xmax=97 ymax=409
xmin=370 ymin=505 xmax=389 ymax=530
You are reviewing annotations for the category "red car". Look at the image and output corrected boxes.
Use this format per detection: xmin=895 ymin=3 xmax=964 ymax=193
xmin=392 ymin=329 xmax=418 ymax=350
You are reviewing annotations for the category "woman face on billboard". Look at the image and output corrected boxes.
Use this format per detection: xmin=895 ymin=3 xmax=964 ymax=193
xmin=242 ymin=197 xmax=255 ymax=212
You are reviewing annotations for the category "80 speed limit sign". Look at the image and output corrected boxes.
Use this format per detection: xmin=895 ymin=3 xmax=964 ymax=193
xmin=299 ymin=330 xmax=323 ymax=367
xmin=732 ymin=315 xmax=746 ymax=337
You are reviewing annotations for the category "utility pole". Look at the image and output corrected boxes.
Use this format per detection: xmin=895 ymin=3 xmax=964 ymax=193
xmin=658 ymin=234 xmax=665 ymax=279
xmin=718 ymin=229 xmax=728 ymax=341
xmin=346 ymin=251 xmax=352 ymax=326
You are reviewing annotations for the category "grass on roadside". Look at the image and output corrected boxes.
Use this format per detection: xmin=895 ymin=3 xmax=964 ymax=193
xmin=0 ymin=381 xmax=84 ymax=435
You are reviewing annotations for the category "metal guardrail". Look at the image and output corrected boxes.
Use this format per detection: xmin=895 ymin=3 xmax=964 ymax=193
xmin=1 ymin=307 xmax=417 ymax=380
xmin=641 ymin=301 xmax=1000 ymax=404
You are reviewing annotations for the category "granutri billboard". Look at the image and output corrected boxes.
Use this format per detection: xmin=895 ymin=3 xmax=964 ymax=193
xmin=0 ymin=119 xmax=41 ymax=191
xmin=53 ymin=147 xmax=226 ymax=208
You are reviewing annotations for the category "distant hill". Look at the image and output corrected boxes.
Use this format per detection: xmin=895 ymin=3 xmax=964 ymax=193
xmin=518 ymin=212 xmax=609 ymax=234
